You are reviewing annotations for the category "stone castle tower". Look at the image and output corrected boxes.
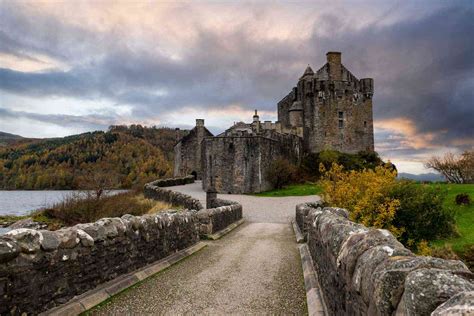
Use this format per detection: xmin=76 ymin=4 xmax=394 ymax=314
xmin=277 ymin=52 xmax=374 ymax=154
xmin=174 ymin=52 xmax=375 ymax=193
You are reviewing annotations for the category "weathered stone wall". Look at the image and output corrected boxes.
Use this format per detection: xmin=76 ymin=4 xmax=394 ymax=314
xmin=201 ymin=132 xmax=302 ymax=194
xmin=173 ymin=120 xmax=213 ymax=180
xmin=0 ymin=212 xmax=199 ymax=314
xmin=296 ymin=203 xmax=474 ymax=315
xmin=197 ymin=199 xmax=243 ymax=236
xmin=144 ymin=176 xmax=203 ymax=210
xmin=278 ymin=52 xmax=374 ymax=154
xmin=0 ymin=177 xmax=244 ymax=314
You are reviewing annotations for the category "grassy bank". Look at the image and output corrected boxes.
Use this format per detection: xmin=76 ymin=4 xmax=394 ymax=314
xmin=430 ymin=183 xmax=474 ymax=253
xmin=2 ymin=191 xmax=178 ymax=230
xmin=254 ymin=183 xmax=322 ymax=197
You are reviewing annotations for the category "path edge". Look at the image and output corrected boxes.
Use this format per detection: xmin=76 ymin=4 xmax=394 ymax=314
xmin=298 ymin=243 xmax=328 ymax=316
xmin=41 ymin=242 xmax=207 ymax=316
xmin=202 ymin=218 xmax=245 ymax=240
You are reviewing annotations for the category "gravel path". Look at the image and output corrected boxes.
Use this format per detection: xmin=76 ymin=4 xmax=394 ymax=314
xmin=92 ymin=182 xmax=319 ymax=314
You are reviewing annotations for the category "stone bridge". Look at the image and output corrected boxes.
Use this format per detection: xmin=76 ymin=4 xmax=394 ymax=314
xmin=1 ymin=178 xmax=472 ymax=315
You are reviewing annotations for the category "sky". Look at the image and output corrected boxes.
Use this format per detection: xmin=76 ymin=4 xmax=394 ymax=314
xmin=0 ymin=0 xmax=473 ymax=174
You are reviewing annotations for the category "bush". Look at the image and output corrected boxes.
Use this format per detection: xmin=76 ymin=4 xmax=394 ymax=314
xmin=455 ymin=193 xmax=471 ymax=205
xmin=266 ymin=158 xmax=297 ymax=189
xmin=320 ymin=164 xmax=456 ymax=247
xmin=320 ymin=163 xmax=401 ymax=236
xmin=431 ymin=245 xmax=460 ymax=260
xmin=390 ymin=181 xmax=456 ymax=245
xmin=41 ymin=191 xmax=172 ymax=227
xmin=299 ymin=150 xmax=386 ymax=180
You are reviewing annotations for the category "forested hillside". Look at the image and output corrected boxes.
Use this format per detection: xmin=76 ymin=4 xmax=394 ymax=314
xmin=0 ymin=125 xmax=178 ymax=189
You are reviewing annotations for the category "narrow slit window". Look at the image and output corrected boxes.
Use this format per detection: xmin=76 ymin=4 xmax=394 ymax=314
xmin=364 ymin=121 xmax=367 ymax=127
xmin=339 ymin=120 xmax=344 ymax=128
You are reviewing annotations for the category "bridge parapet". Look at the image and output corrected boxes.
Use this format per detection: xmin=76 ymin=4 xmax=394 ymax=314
xmin=296 ymin=203 xmax=474 ymax=315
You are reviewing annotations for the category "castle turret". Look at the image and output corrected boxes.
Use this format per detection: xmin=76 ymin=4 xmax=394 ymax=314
xmin=327 ymin=52 xmax=342 ymax=81
xmin=288 ymin=101 xmax=303 ymax=128
xmin=252 ymin=109 xmax=260 ymax=133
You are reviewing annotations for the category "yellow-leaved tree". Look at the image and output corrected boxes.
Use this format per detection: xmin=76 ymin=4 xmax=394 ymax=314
xmin=319 ymin=163 xmax=403 ymax=237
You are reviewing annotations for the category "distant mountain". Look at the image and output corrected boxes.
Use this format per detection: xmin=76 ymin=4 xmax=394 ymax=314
xmin=398 ymin=172 xmax=445 ymax=182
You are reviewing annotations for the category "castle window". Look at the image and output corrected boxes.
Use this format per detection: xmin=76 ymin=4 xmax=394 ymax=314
xmin=339 ymin=120 xmax=344 ymax=128
xmin=338 ymin=111 xmax=344 ymax=129
xmin=364 ymin=121 xmax=367 ymax=128
xmin=338 ymin=111 xmax=343 ymax=119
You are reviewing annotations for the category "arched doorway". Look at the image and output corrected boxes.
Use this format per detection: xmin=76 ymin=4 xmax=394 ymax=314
xmin=191 ymin=171 xmax=197 ymax=180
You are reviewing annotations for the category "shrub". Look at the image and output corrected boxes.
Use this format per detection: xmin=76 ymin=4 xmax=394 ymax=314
xmin=319 ymin=163 xmax=402 ymax=236
xmin=266 ymin=158 xmax=297 ymax=189
xmin=455 ymin=193 xmax=471 ymax=205
xmin=41 ymin=191 xmax=172 ymax=227
xmin=320 ymin=164 xmax=456 ymax=247
xmin=299 ymin=150 xmax=386 ymax=180
xmin=390 ymin=181 xmax=456 ymax=245
xmin=431 ymin=245 xmax=460 ymax=260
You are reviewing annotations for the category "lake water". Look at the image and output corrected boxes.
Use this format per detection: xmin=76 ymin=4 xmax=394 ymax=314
xmin=0 ymin=190 xmax=128 ymax=217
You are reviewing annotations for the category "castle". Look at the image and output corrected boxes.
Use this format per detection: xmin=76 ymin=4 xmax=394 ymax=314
xmin=174 ymin=52 xmax=374 ymax=193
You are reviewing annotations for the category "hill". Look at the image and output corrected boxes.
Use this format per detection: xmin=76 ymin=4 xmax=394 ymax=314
xmin=0 ymin=125 xmax=178 ymax=189
xmin=0 ymin=131 xmax=25 ymax=147
xmin=398 ymin=172 xmax=445 ymax=182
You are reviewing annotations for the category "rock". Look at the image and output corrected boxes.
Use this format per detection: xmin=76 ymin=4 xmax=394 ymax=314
xmin=351 ymin=245 xmax=412 ymax=303
xmin=337 ymin=229 xmax=405 ymax=280
xmin=55 ymin=229 xmax=79 ymax=249
xmin=76 ymin=229 xmax=94 ymax=247
xmin=75 ymin=223 xmax=106 ymax=241
xmin=396 ymin=268 xmax=474 ymax=315
xmin=8 ymin=218 xmax=47 ymax=230
xmin=0 ymin=236 xmax=20 ymax=263
xmin=370 ymin=256 xmax=470 ymax=315
xmin=431 ymin=291 xmax=474 ymax=315
xmin=323 ymin=206 xmax=349 ymax=219
xmin=4 ymin=228 xmax=41 ymax=253
xmin=96 ymin=218 xmax=118 ymax=238
xmin=39 ymin=230 xmax=60 ymax=251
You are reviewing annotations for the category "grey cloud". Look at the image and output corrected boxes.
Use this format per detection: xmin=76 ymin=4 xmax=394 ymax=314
xmin=0 ymin=2 xmax=473 ymax=159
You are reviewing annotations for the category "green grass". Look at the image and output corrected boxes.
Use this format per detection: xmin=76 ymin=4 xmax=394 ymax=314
xmin=253 ymin=183 xmax=322 ymax=197
xmin=430 ymin=183 xmax=474 ymax=252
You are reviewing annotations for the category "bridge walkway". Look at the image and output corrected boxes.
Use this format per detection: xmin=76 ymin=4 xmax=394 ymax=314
xmin=90 ymin=182 xmax=319 ymax=314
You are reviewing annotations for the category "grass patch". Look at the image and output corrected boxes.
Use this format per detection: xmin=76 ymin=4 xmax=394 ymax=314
xmin=0 ymin=215 xmax=28 ymax=226
xmin=33 ymin=191 xmax=178 ymax=229
xmin=430 ymin=183 xmax=474 ymax=253
xmin=254 ymin=183 xmax=322 ymax=197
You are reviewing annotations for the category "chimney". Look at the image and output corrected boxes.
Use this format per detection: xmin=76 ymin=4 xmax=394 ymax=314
xmin=326 ymin=52 xmax=342 ymax=81
xmin=196 ymin=119 xmax=204 ymax=127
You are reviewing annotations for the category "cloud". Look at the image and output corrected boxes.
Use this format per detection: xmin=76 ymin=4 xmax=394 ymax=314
xmin=0 ymin=1 xmax=473 ymax=172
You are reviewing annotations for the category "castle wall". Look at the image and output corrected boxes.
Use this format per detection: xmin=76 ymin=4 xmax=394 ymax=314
xmin=201 ymin=133 xmax=302 ymax=194
xmin=173 ymin=121 xmax=213 ymax=179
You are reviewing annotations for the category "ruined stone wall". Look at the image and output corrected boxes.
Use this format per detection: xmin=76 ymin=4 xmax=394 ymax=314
xmin=0 ymin=212 xmax=199 ymax=314
xmin=201 ymin=133 xmax=302 ymax=194
xmin=296 ymin=203 xmax=474 ymax=315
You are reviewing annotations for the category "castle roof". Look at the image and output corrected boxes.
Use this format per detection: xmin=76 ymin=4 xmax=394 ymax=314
xmin=299 ymin=65 xmax=314 ymax=79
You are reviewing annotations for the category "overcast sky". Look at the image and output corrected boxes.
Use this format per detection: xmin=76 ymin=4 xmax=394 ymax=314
xmin=0 ymin=0 xmax=473 ymax=174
